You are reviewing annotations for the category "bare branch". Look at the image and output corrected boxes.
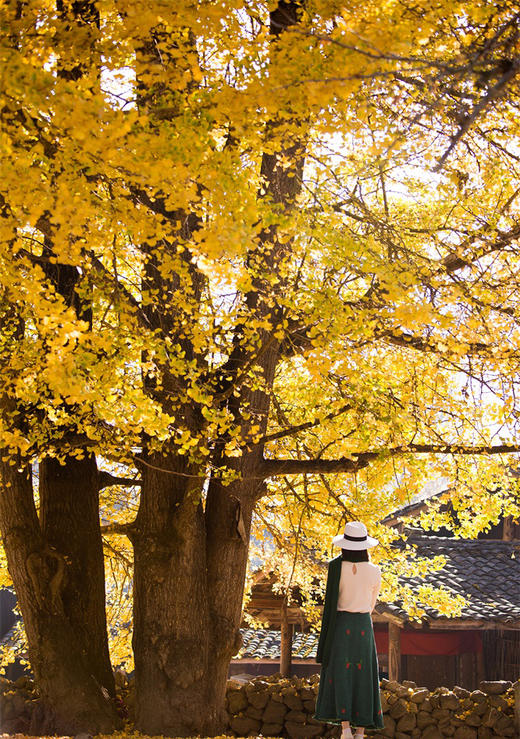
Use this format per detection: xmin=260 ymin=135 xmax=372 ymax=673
xmin=98 ymin=471 xmax=142 ymax=490
xmin=261 ymin=442 xmax=520 ymax=477
xmin=259 ymin=402 xmax=353 ymax=444
xmin=434 ymin=57 xmax=520 ymax=171
xmin=100 ymin=521 xmax=137 ymax=539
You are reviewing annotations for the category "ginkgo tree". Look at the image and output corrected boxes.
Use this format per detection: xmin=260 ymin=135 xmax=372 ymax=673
xmin=1 ymin=0 xmax=520 ymax=736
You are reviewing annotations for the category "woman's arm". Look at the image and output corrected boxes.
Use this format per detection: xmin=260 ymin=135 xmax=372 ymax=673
xmin=316 ymin=560 xmax=334 ymax=663
xmin=370 ymin=568 xmax=382 ymax=613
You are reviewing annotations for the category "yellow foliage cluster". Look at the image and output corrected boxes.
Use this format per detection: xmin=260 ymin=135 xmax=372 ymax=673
xmin=1 ymin=0 xmax=520 ymax=678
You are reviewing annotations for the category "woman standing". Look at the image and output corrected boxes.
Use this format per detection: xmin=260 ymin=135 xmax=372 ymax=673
xmin=314 ymin=521 xmax=384 ymax=739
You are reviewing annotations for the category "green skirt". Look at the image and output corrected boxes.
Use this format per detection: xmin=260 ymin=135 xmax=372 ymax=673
xmin=314 ymin=611 xmax=384 ymax=729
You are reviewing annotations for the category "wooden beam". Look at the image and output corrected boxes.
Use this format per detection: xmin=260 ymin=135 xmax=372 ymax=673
xmin=243 ymin=607 xmax=305 ymax=627
xmin=280 ymin=601 xmax=293 ymax=678
xmin=388 ymin=622 xmax=401 ymax=682
xmin=375 ymin=614 xmax=520 ymax=630
xmin=373 ymin=611 xmax=406 ymax=627
xmin=422 ymin=618 xmax=520 ymax=631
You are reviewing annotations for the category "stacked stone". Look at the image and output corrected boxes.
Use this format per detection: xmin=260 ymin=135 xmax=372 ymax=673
xmin=372 ymin=678 xmax=516 ymax=739
xmin=0 ymin=671 xmax=517 ymax=737
xmin=225 ymin=675 xmax=518 ymax=738
xmin=226 ymin=674 xmax=325 ymax=739
xmin=0 ymin=675 xmax=38 ymax=734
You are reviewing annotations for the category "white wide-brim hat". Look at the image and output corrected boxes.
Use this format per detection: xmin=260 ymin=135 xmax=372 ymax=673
xmin=333 ymin=521 xmax=378 ymax=550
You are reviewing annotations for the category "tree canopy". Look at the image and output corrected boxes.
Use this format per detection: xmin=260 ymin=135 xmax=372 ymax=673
xmin=1 ymin=0 xmax=520 ymax=734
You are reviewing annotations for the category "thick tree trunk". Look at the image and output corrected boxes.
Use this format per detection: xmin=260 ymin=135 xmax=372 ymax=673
xmin=204 ymin=471 xmax=257 ymax=729
xmin=132 ymin=452 xmax=256 ymax=737
xmin=0 ymin=286 xmax=117 ymax=732
xmin=39 ymin=454 xmax=116 ymax=696
xmin=132 ymin=452 xmax=213 ymax=736
xmin=0 ymin=454 xmax=118 ymax=735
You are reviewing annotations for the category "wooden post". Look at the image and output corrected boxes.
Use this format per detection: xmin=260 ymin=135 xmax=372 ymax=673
xmin=457 ymin=653 xmax=473 ymax=689
xmin=503 ymin=516 xmax=514 ymax=541
xmin=388 ymin=622 xmax=401 ymax=682
xmin=476 ymin=647 xmax=485 ymax=684
xmin=280 ymin=600 xmax=293 ymax=677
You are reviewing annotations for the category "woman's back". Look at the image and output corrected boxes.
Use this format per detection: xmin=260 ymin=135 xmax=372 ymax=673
xmin=337 ymin=560 xmax=381 ymax=613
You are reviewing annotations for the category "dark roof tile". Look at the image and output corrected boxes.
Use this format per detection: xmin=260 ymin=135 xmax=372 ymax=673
xmin=378 ymin=537 xmax=520 ymax=624
xmin=236 ymin=629 xmax=318 ymax=660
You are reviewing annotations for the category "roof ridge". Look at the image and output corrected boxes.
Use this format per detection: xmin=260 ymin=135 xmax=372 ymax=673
xmin=408 ymin=536 xmax=518 ymax=545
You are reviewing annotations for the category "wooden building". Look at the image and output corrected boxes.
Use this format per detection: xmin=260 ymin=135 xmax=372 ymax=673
xmin=373 ymin=535 xmax=520 ymax=688
xmin=233 ymin=527 xmax=520 ymax=689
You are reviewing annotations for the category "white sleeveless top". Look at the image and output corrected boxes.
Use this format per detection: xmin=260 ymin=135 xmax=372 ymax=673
xmin=336 ymin=561 xmax=381 ymax=613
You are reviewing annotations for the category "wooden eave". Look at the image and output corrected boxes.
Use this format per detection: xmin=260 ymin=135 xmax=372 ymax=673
xmin=246 ymin=599 xmax=520 ymax=632
xmin=418 ymin=616 xmax=520 ymax=631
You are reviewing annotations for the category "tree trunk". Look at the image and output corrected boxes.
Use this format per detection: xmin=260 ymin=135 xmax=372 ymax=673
xmin=38 ymin=454 xmax=116 ymax=698
xmin=204 ymin=470 xmax=257 ymax=731
xmin=132 ymin=452 xmax=214 ymax=736
xmin=132 ymin=451 xmax=256 ymax=737
xmin=0 ymin=284 xmax=117 ymax=732
xmin=0 ymin=454 xmax=118 ymax=735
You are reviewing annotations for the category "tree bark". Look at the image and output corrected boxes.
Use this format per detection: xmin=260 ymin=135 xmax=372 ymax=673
xmin=38 ymin=454 xmax=116 ymax=704
xmin=204 ymin=468 xmax=257 ymax=732
xmin=132 ymin=452 xmax=212 ymax=736
xmin=0 ymin=275 xmax=117 ymax=733
xmin=0 ymin=454 xmax=117 ymax=734
xmin=132 ymin=454 xmax=258 ymax=737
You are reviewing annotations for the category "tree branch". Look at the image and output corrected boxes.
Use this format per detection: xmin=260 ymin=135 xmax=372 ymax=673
xmin=100 ymin=521 xmax=137 ymax=538
xmin=398 ymin=442 xmax=520 ymax=455
xmin=261 ymin=442 xmax=520 ymax=477
xmin=261 ymin=455 xmax=375 ymax=476
xmin=434 ymin=56 xmax=520 ymax=171
xmin=377 ymin=330 xmax=492 ymax=356
xmin=98 ymin=471 xmax=142 ymax=490
xmin=440 ymin=222 xmax=520 ymax=273
xmin=90 ymin=255 xmax=150 ymax=328
xmin=258 ymin=402 xmax=353 ymax=444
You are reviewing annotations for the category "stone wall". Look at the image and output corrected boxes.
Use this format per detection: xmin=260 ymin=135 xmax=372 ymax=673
xmin=0 ymin=675 xmax=37 ymax=735
xmin=224 ymin=674 xmax=518 ymax=739
xmin=0 ymin=672 xmax=517 ymax=738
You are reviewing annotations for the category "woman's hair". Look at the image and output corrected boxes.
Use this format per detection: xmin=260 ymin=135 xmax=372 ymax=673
xmin=341 ymin=548 xmax=369 ymax=562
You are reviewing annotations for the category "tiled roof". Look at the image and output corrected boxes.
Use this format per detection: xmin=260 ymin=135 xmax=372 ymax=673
xmin=0 ymin=622 xmax=20 ymax=648
xmin=377 ymin=536 xmax=520 ymax=625
xmin=237 ymin=629 xmax=317 ymax=660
